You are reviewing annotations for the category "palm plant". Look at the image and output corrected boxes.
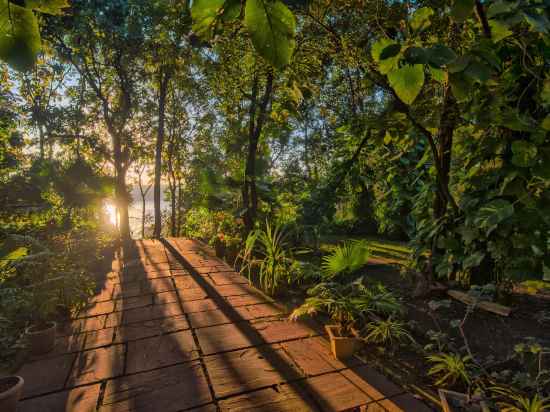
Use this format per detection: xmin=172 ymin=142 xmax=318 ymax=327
xmin=237 ymin=222 xmax=299 ymax=295
xmin=290 ymin=281 xmax=402 ymax=335
xmin=322 ymin=240 xmax=370 ymax=279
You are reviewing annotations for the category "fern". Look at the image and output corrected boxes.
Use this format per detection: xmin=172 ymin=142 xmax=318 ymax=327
xmin=322 ymin=240 xmax=370 ymax=279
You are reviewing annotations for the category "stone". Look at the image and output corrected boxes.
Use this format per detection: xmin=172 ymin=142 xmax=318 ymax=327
xmin=114 ymin=315 xmax=189 ymax=342
xmin=234 ymin=303 xmax=282 ymax=321
xmin=82 ymin=328 xmax=115 ymax=350
xmin=341 ymin=365 xmax=404 ymax=401
xmin=115 ymin=294 xmax=153 ymax=311
xmin=252 ymin=319 xmax=317 ymax=343
xmin=99 ymin=362 xmax=212 ymax=412
xmin=204 ymin=345 xmax=301 ymax=398
xmin=122 ymin=302 xmax=183 ymax=325
xmin=195 ymin=322 xmax=261 ymax=355
xmin=67 ymin=345 xmax=125 ymax=386
xmin=281 ymin=337 xmax=345 ymax=376
xmin=19 ymin=383 xmax=101 ymax=412
xmin=126 ymin=330 xmax=198 ymax=374
xmin=304 ymin=372 xmax=372 ymax=411
xmin=18 ymin=353 xmax=75 ymax=398
xmin=187 ymin=309 xmax=234 ymax=329
xmin=181 ymin=298 xmax=218 ymax=313
xmin=218 ymin=383 xmax=318 ymax=411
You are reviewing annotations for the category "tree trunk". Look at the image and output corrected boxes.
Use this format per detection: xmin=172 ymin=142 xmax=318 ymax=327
xmin=153 ymin=67 xmax=172 ymax=239
xmin=115 ymin=164 xmax=130 ymax=241
xmin=242 ymin=71 xmax=274 ymax=235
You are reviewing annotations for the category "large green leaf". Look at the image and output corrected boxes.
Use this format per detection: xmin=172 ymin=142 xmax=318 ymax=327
xmin=474 ymin=199 xmax=514 ymax=234
xmin=387 ymin=64 xmax=425 ymax=105
xmin=426 ymin=44 xmax=457 ymax=68
xmin=489 ymin=19 xmax=513 ymax=42
xmin=26 ymin=0 xmax=69 ymax=15
xmin=0 ymin=1 xmax=41 ymax=71
xmin=410 ymin=7 xmax=434 ymax=32
xmin=511 ymin=140 xmax=538 ymax=167
xmin=371 ymin=38 xmax=401 ymax=74
xmin=191 ymin=0 xmax=226 ymax=37
xmin=244 ymin=0 xmax=296 ymax=69
xmin=451 ymin=0 xmax=474 ymax=22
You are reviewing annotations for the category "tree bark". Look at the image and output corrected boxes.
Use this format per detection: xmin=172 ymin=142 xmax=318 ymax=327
xmin=153 ymin=67 xmax=172 ymax=238
xmin=242 ymin=71 xmax=274 ymax=235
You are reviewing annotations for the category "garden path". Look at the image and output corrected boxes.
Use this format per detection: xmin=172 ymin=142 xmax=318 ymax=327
xmin=14 ymin=238 xmax=432 ymax=411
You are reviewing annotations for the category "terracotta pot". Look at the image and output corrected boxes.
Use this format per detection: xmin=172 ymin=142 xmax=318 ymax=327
xmin=0 ymin=376 xmax=24 ymax=412
xmin=325 ymin=324 xmax=359 ymax=360
xmin=438 ymin=389 xmax=490 ymax=412
xmin=26 ymin=321 xmax=57 ymax=355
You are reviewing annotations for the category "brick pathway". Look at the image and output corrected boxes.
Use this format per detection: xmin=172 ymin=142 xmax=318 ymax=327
xmin=14 ymin=238 xmax=433 ymax=411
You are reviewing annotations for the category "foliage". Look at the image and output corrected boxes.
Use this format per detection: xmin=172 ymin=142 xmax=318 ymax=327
xmin=321 ymin=240 xmax=370 ymax=279
xmin=237 ymin=221 xmax=302 ymax=294
xmin=491 ymin=386 xmax=550 ymax=412
xmin=362 ymin=318 xmax=413 ymax=345
xmin=427 ymin=353 xmax=473 ymax=388
xmin=290 ymin=280 xmax=402 ymax=334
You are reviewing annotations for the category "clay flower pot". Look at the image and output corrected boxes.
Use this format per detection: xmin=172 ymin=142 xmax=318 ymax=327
xmin=325 ymin=324 xmax=359 ymax=360
xmin=438 ymin=389 xmax=490 ymax=412
xmin=0 ymin=376 xmax=24 ymax=412
xmin=26 ymin=321 xmax=57 ymax=355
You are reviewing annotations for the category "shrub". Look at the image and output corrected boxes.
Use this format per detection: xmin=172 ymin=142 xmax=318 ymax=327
xmin=363 ymin=318 xmax=413 ymax=345
xmin=427 ymin=353 xmax=473 ymax=388
xmin=237 ymin=222 xmax=302 ymax=295
xmin=322 ymin=240 xmax=370 ymax=279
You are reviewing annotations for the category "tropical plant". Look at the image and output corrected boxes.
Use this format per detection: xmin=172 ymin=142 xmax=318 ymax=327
xmin=321 ymin=240 xmax=370 ymax=279
xmin=237 ymin=221 xmax=301 ymax=294
xmin=290 ymin=280 xmax=402 ymax=335
xmin=427 ymin=352 xmax=473 ymax=388
xmin=362 ymin=318 xmax=413 ymax=345
xmin=491 ymin=386 xmax=550 ymax=412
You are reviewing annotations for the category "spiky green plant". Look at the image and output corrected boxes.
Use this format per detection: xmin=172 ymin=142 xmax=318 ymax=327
xmin=321 ymin=240 xmax=370 ymax=279
xmin=237 ymin=222 xmax=299 ymax=295
xmin=491 ymin=386 xmax=550 ymax=412
xmin=363 ymin=318 xmax=413 ymax=345
xmin=427 ymin=353 xmax=473 ymax=388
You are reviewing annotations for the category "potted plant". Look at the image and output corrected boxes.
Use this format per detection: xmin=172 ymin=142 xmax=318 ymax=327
xmin=25 ymin=283 xmax=58 ymax=355
xmin=290 ymin=282 xmax=362 ymax=359
xmin=0 ymin=376 xmax=24 ymax=412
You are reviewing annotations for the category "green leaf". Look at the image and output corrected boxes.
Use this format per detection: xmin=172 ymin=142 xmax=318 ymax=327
xmin=487 ymin=1 xmax=518 ymax=19
xmin=379 ymin=43 xmax=401 ymax=60
xmin=387 ymin=65 xmax=424 ymax=105
xmin=523 ymin=11 xmax=550 ymax=34
xmin=451 ymin=0 xmax=475 ymax=22
xmin=25 ymin=0 xmax=69 ymax=15
xmin=0 ymin=0 xmax=41 ymax=71
xmin=429 ymin=66 xmax=447 ymax=83
xmin=426 ymin=44 xmax=457 ymax=68
xmin=489 ymin=19 xmax=513 ymax=42
xmin=474 ymin=199 xmax=514 ymax=234
xmin=191 ymin=0 xmax=226 ymax=37
xmin=542 ymin=115 xmax=550 ymax=131
xmin=464 ymin=61 xmax=491 ymax=82
xmin=410 ymin=7 xmax=434 ymax=32
xmin=221 ymin=0 xmax=241 ymax=21
xmin=463 ymin=252 xmax=485 ymax=270
xmin=244 ymin=0 xmax=296 ymax=69
xmin=511 ymin=141 xmax=538 ymax=167
xmin=404 ymin=46 xmax=428 ymax=65
xmin=449 ymin=72 xmax=471 ymax=101
xmin=447 ymin=55 xmax=471 ymax=73
xmin=371 ymin=38 xmax=401 ymax=74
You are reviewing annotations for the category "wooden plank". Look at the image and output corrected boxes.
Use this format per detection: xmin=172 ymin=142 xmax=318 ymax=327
xmin=447 ymin=290 xmax=512 ymax=316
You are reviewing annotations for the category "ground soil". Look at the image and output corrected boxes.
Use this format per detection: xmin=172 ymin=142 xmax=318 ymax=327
xmin=273 ymin=260 xmax=550 ymax=406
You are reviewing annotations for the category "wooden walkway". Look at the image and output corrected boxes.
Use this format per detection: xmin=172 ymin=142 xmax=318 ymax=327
xmin=14 ymin=238 xmax=432 ymax=411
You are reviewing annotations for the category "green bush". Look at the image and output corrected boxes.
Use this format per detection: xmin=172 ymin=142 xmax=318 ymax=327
xmin=321 ymin=239 xmax=370 ymax=279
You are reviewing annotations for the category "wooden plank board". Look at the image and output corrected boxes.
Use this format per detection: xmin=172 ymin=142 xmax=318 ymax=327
xmin=447 ymin=290 xmax=512 ymax=316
